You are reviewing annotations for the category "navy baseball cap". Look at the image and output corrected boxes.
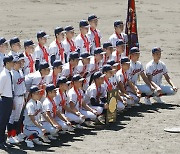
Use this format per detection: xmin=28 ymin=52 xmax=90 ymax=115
xmin=116 ymin=39 xmax=125 ymax=46
xmin=3 ymin=55 xmax=13 ymax=64
xmin=93 ymin=71 xmax=105 ymax=80
xmin=79 ymin=20 xmax=89 ymax=28
xmin=107 ymin=60 xmax=119 ymax=67
xmin=102 ymin=64 xmax=113 ymax=73
xmin=10 ymin=37 xmax=20 ymax=46
xmin=24 ymin=40 xmax=35 ymax=47
xmin=64 ymin=25 xmax=74 ymax=32
xmin=94 ymin=47 xmax=106 ymax=55
xmin=72 ymin=74 xmax=85 ymax=82
xmin=0 ymin=37 xmax=9 ymax=45
xmin=46 ymin=84 xmax=56 ymax=93
xmin=13 ymin=56 xmax=20 ymax=62
xmin=130 ymin=47 xmax=140 ymax=54
xmin=114 ymin=20 xmax=124 ymax=27
xmin=37 ymin=31 xmax=49 ymax=39
xmin=53 ymin=60 xmax=63 ymax=68
xmin=39 ymin=62 xmax=50 ymax=71
xmin=19 ymin=53 xmax=25 ymax=60
xmin=56 ymin=76 xmax=71 ymax=87
xmin=30 ymin=86 xmax=41 ymax=94
xmin=103 ymin=42 xmax=113 ymax=49
xmin=121 ymin=57 xmax=130 ymax=64
xmin=69 ymin=52 xmax=80 ymax=60
xmin=54 ymin=27 xmax=65 ymax=35
xmin=79 ymin=53 xmax=92 ymax=60
xmin=88 ymin=14 xmax=98 ymax=21
xmin=152 ymin=47 xmax=162 ymax=54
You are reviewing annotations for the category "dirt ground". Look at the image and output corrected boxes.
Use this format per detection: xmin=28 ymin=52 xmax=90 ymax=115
xmin=0 ymin=0 xmax=180 ymax=153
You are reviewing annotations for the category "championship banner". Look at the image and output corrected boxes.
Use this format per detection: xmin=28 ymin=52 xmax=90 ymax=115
xmin=125 ymin=0 xmax=139 ymax=55
xmin=106 ymin=89 xmax=118 ymax=124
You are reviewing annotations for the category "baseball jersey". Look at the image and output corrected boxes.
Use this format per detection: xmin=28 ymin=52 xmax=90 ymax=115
xmin=116 ymin=68 xmax=130 ymax=87
xmin=54 ymin=90 xmax=68 ymax=113
xmin=63 ymin=38 xmax=76 ymax=62
xmin=23 ymin=99 xmax=42 ymax=126
xmin=88 ymin=28 xmax=102 ymax=54
xmin=0 ymin=52 xmax=5 ymax=73
xmin=46 ymin=69 xmax=61 ymax=85
xmin=110 ymin=75 xmax=118 ymax=89
xmin=49 ymin=40 xmax=66 ymax=64
xmin=89 ymin=56 xmax=103 ymax=73
xmin=75 ymin=34 xmax=91 ymax=54
xmin=146 ymin=60 xmax=168 ymax=86
xmin=11 ymin=69 xmax=26 ymax=96
xmin=102 ymin=54 xmax=112 ymax=65
xmin=84 ymin=83 xmax=106 ymax=105
xmin=34 ymin=44 xmax=49 ymax=64
xmin=128 ymin=60 xmax=144 ymax=85
xmin=23 ymin=52 xmax=35 ymax=76
xmin=109 ymin=32 xmax=128 ymax=57
xmin=67 ymin=87 xmax=84 ymax=110
xmin=8 ymin=50 xmax=19 ymax=57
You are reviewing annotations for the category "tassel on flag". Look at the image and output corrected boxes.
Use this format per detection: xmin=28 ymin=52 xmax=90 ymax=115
xmin=125 ymin=0 xmax=139 ymax=55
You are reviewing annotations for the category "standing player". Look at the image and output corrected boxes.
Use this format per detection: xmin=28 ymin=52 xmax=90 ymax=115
xmin=23 ymin=40 xmax=36 ymax=76
xmin=87 ymin=14 xmax=102 ymax=54
xmin=102 ymin=42 xmax=113 ymax=65
xmin=75 ymin=20 xmax=91 ymax=54
xmin=0 ymin=37 xmax=9 ymax=73
xmin=7 ymin=56 xmax=26 ymax=144
xmin=9 ymin=37 xmax=21 ymax=57
xmin=49 ymin=27 xmax=66 ymax=65
xmin=34 ymin=31 xmax=49 ymax=70
xmin=146 ymin=47 xmax=178 ymax=103
xmin=63 ymin=25 xmax=76 ymax=62
xmin=0 ymin=55 xmax=14 ymax=150
xmin=128 ymin=47 xmax=155 ymax=105
xmin=109 ymin=20 xmax=128 ymax=57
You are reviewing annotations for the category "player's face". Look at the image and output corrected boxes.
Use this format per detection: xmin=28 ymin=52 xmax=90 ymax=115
xmin=81 ymin=27 xmax=89 ymax=34
xmin=26 ymin=45 xmax=35 ymax=54
xmin=153 ymin=52 xmax=161 ymax=61
xmin=14 ymin=61 xmax=21 ymax=69
xmin=73 ymin=59 xmax=79 ymax=67
xmin=51 ymin=89 xmax=57 ymax=97
xmin=116 ymin=45 xmax=125 ymax=53
xmin=7 ymin=61 xmax=14 ymax=70
xmin=20 ymin=59 xmax=25 ymax=68
xmin=122 ymin=63 xmax=130 ymax=71
xmin=90 ymin=19 xmax=98 ymax=28
xmin=106 ymin=71 xmax=112 ymax=78
xmin=57 ymin=32 xmax=65 ymax=40
xmin=115 ymin=25 xmax=124 ymax=33
xmin=32 ymin=91 xmax=41 ymax=100
xmin=55 ymin=66 xmax=62 ymax=74
xmin=62 ymin=83 xmax=68 ymax=91
xmin=45 ymin=67 xmax=50 ymax=75
xmin=105 ymin=47 xmax=113 ymax=55
xmin=40 ymin=37 xmax=47 ymax=44
xmin=82 ymin=58 xmax=90 ymax=65
xmin=0 ymin=43 xmax=8 ymax=53
xmin=12 ymin=42 xmax=21 ymax=52
xmin=131 ymin=53 xmax=140 ymax=62
xmin=66 ymin=31 xmax=75 ymax=38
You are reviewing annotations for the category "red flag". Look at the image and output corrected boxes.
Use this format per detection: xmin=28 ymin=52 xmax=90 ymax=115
xmin=125 ymin=0 xmax=139 ymax=55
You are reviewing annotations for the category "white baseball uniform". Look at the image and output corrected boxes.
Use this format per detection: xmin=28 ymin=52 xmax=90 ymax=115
xmin=49 ymin=40 xmax=66 ymax=64
xmin=87 ymin=28 xmax=102 ymax=54
xmin=46 ymin=69 xmax=61 ymax=85
xmin=109 ymin=32 xmax=128 ymax=57
xmin=8 ymin=50 xmax=19 ymax=57
xmin=23 ymin=52 xmax=35 ymax=76
xmin=146 ymin=60 xmax=175 ymax=95
xmin=75 ymin=34 xmax=91 ymax=54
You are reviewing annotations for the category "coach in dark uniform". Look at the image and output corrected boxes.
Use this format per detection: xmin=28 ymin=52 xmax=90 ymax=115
xmin=0 ymin=55 xmax=14 ymax=150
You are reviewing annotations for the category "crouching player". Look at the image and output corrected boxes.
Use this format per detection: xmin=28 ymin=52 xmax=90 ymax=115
xmin=66 ymin=74 xmax=98 ymax=128
xmin=23 ymin=86 xmax=56 ymax=148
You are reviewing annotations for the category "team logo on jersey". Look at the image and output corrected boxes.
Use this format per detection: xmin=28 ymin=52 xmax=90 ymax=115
xmin=17 ymin=77 xmax=25 ymax=84
xmin=152 ymin=69 xmax=163 ymax=76
xmin=131 ymin=68 xmax=141 ymax=76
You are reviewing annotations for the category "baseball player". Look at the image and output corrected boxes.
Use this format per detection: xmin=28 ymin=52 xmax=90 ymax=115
xmin=75 ymin=20 xmax=91 ymax=54
xmin=7 ymin=55 xmax=26 ymax=144
xmin=145 ymin=47 xmax=178 ymax=103
xmin=116 ymin=57 xmax=141 ymax=106
xmin=23 ymin=40 xmax=36 ymax=76
xmin=9 ymin=37 xmax=21 ymax=57
xmin=23 ymin=86 xmax=55 ymax=148
xmin=63 ymin=25 xmax=76 ymax=62
xmin=111 ymin=39 xmax=126 ymax=70
xmin=46 ymin=60 xmax=63 ymax=85
xmin=34 ymin=31 xmax=49 ymax=70
xmin=102 ymin=42 xmax=113 ymax=65
xmin=61 ymin=52 xmax=80 ymax=81
xmin=42 ymin=84 xmax=73 ymax=134
xmin=49 ymin=27 xmax=66 ymax=65
xmin=0 ymin=37 xmax=9 ymax=73
xmin=102 ymin=64 xmax=125 ymax=111
xmin=128 ymin=47 xmax=155 ymax=105
xmin=66 ymin=74 xmax=97 ymax=128
xmin=87 ymin=14 xmax=102 ymax=54
xmin=0 ymin=55 xmax=14 ymax=150
xmin=109 ymin=20 xmax=128 ymax=57
xmin=25 ymin=62 xmax=50 ymax=102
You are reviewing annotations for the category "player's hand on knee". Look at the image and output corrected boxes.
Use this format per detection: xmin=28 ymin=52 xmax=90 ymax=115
xmin=92 ymin=109 xmax=98 ymax=115
xmin=53 ymin=124 xmax=62 ymax=130
xmin=104 ymin=103 xmax=109 ymax=109
xmin=172 ymin=86 xmax=178 ymax=92
xmin=41 ymin=128 xmax=47 ymax=134
xmin=66 ymin=121 xmax=71 ymax=126
xmin=80 ymin=114 xmax=85 ymax=119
